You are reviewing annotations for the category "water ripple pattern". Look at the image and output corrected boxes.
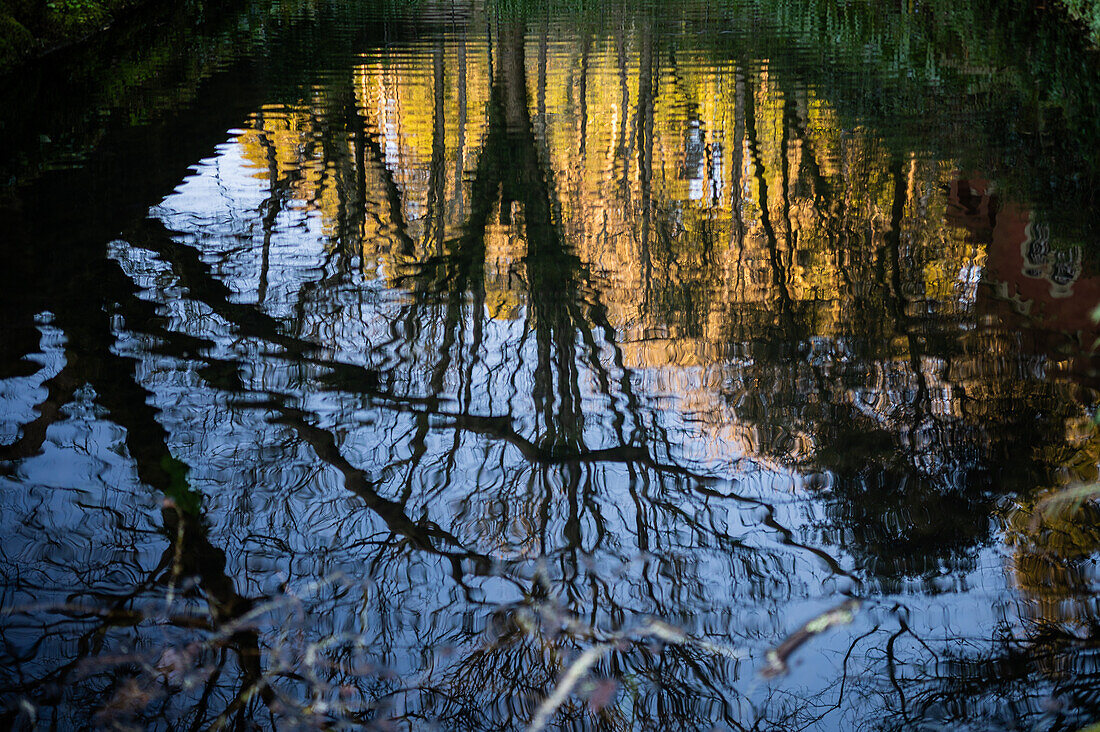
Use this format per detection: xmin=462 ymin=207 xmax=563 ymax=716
xmin=2 ymin=0 xmax=1100 ymax=729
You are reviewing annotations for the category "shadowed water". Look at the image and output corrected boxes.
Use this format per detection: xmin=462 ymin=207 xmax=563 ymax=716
xmin=2 ymin=0 xmax=1100 ymax=729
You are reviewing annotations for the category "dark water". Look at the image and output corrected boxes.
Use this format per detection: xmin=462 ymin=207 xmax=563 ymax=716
xmin=3 ymin=0 xmax=1100 ymax=729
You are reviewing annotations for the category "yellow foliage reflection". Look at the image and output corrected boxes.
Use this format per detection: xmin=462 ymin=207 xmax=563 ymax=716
xmin=227 ymin=17 xmax=1099 ymax=617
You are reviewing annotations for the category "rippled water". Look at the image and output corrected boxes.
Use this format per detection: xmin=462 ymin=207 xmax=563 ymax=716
xmin=2 ymin=0 xmax=1100 ymax=729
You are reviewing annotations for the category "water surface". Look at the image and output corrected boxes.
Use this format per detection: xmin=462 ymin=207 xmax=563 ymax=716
xmin=2 ymin=0 xmax=1100 ymax=729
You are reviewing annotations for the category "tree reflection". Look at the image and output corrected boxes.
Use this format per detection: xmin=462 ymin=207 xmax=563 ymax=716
xmin=3 ymin=1 xmax=1100 ymax=729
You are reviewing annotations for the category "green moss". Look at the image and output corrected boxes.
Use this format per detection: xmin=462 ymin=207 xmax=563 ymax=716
xmin=45 ymin=0 xmax=113 ymax=35
xmin=0 ymin=0 xmax=145 ymax=69
xmin=0 ymin=14 xmax=33 ymax=68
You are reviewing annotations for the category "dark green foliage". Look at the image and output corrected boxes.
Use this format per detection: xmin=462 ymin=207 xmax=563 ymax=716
xmin=1062 ymin=0 xmax=1100 ymax=41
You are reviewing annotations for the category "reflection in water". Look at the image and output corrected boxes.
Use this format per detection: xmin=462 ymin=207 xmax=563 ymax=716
xmin=2 ymin=1 xmax=1100 ymax=729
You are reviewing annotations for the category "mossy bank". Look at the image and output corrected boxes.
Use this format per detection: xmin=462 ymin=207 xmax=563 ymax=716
xmin=0 ymin=0 xmax=153 ymax=69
